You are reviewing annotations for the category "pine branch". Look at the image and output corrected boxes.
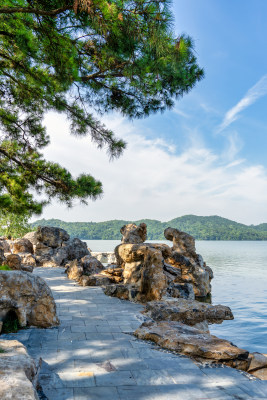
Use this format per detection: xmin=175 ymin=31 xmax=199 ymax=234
xmin=0 ymin=6 xmax=72 ymax=16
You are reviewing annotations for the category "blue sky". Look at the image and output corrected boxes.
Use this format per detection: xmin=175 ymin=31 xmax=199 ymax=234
xmin=41 ymin=0 xmax=267 ymax=224
xmin=137 ymin=0 xmax=267 ymax=165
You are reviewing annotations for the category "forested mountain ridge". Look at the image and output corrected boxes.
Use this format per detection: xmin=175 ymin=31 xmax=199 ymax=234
xmin=32 ymin=215 xmax=267 ymax=240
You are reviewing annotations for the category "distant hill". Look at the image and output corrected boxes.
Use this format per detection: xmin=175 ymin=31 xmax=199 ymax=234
xmin=32 ymin=215 xmax=267 ymax=240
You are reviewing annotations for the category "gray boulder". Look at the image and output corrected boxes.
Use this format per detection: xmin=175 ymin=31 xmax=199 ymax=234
xmin=36 ymin=226 xmax=69 ymax=248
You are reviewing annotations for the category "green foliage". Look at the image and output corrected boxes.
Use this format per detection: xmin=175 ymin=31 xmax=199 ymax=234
xmin=0 ymin=1 xmax=204 ymax=215
xmin=2 ymin=311 xmax=20 ymax=333
xmin=0 ymin=347 xmax=5 ymax=353
xmin=0 ymin=265 xmax=12 ymax=270
xmin=32 ymin=215 xmax=267 ymax=240
xmin=0 ymin=210 xmax=32 ymax=238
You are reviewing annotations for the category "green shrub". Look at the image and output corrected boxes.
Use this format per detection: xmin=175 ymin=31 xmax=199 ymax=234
xmin=0 ymin=265 xmax=11 ymax=271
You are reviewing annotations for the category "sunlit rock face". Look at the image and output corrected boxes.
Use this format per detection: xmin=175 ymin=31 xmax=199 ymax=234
xmin=120 ymin=223 xmax=147 ymax=244
xmin=0 ymin=270 xmax=59 ymax=332
xmin=0 ymin=340 xmax=39 ymax=400
xmin=115 ymin=243 xmax=167 ymax=302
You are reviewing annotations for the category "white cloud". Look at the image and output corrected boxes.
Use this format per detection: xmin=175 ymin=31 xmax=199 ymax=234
xmin=173 ymin=108 xmax=190 ymax=118
xmin=39 ymin=112 xmax=267 ymax=225
xmin=218 ymin=74 xmax=267 ymax=132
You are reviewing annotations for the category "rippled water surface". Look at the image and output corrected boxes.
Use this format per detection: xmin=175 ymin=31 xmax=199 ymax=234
xmin=85 ymin=240 xmax=267 ymax=353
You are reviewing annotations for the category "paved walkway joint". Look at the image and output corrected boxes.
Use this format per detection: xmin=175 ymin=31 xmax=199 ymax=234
xmin=3 ymin=267 xmax=267 ymax=399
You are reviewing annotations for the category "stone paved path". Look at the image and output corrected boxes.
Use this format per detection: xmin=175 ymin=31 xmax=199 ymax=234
xmin=3 ymin=267 xmax=267 ymax=399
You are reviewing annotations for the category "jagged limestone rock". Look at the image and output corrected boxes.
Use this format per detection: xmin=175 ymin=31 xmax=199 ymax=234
xmin=120 ymin=223 xmax=147 ymax=244
xmin=116 ymin=243 xmax=167 ymax=302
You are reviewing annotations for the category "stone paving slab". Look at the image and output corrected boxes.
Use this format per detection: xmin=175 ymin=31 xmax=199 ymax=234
xmin=2 ymin=266 xmax=267 ymax=399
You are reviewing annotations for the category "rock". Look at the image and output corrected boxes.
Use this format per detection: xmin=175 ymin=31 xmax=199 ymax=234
xmin=163 ymin=263 xmax=182 ymax=278
xmin=143 ymin=299 xmax=234 ymax=326
xmin=80 ymin=274 xmax=112 ymax=287
xmin=12 ymin=238 xmax=33 ymax=254
xmin=148 ymin=243 xmax=172 ymax=259
xmin=51 ymin=247 xmax=69 ymax=266
xmin=102 ymin=266 xmax=123 ymax=283
xmin=248 ymin=352 xmax=267 ymax=372
xmin=91 ymin=252 xmax=116 ymax=264
xmin=36 ymin=226 xmax=69 ymax=248
xmin=23 ymin=231 xmax=39 ymax=247
xmin=0 ymin=339 xmax=39 ymax=400
xmin=120 ymin=223 xmax=147 ymax=244
xmin=5 ymin=253 xmax=33 ymax=272
xmin=165 ymin=251 xmax=212 ymax=298
xmin=134 ymin=320 xmax=248 ymax=361
xmin=224 ymin=358 xmax=251 ymax=371
xmin=163 ymin=228 xmax=213 ymax=298
xmin=19 ymin=253 xmax=37 ymax=268
xmin=250 ymin=367 xmax=267 ymax=380
xmin=66 ymin=256 xmax=104 ymax=282
xmin=104 ymin=284 xmax=139 ymax=301
xmin=167 ymin=282 xmax=195 ymax=300
xmin=0 ymin=239 xmax=11 ymax=254
xmin=0 ymin=270 xmax=59 ymax=331
xmin=0 ymin=247 xmax=6 ymax=265
xmin=62 ymin=237 xmax=90 ymax=260
xmin=80 ymin=255 xmax=104 ymax=275
xmin=164 ymin=227 xmax=196 ymax=257
xmin=34 ymin=242 xmax=54 ymax=265
xmin=6 ymin=254 xmax=22 ymax=270
xmin=66 ymin=260 xmax=83 ymax=281
xmin=116 ymin=243 xmax=167 ymax=302
xmin=139 ymin=248 xmax=167 ymax=302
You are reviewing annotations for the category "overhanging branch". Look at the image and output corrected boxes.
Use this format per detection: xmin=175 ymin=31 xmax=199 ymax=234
xmin=0 ymin=6 xmax=72 ymax=16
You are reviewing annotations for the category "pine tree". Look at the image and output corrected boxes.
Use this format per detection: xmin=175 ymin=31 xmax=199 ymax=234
xmin=0 ymin=0 xmax=204 ymax=215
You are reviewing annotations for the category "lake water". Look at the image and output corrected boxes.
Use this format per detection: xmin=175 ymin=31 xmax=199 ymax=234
xmin=85 ymin=240 xmax=267 ymax=354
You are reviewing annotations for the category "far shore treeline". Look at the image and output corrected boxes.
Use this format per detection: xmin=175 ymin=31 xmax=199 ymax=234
xmin=32 ymin=215 xmax=267 ymax=241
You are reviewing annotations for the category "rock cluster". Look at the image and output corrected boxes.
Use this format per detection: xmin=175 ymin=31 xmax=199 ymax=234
xmin=105 ymin=223 xmax=213 ymax=302
xmin=0 ymin=339 xmax=40 ymax=400
xmin=0 ymin=225 xmax=89 ymax=270
xmin=27 ymin=226 xmax=89 ymax=267
xmin=65 ymin=255 xmax=113 ymax=286
xmin=27 ymin=222 xmax=266 ymax=381
xmin=0 ymin=270 xmax=59 ymax=333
